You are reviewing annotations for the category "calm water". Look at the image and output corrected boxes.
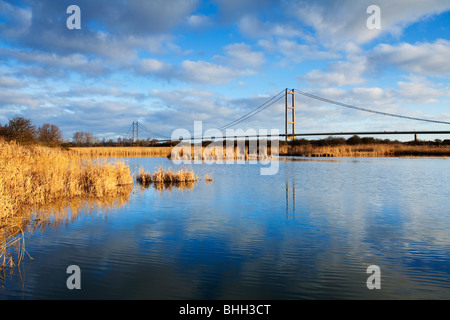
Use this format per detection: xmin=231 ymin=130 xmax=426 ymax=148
xmin=1 ymin=157 xmax=450 ymax=299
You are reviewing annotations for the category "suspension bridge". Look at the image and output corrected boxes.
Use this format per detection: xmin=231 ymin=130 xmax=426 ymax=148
xmin=119 ymin=88 xmax=450 ymax=143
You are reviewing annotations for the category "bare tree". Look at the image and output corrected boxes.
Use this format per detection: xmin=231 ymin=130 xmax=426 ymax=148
xmin=2 ymin=116 xmax=37 ymax=144
xmin=73 ymin=131 xmax=84 ymax=146
xmin=73 ymin=131 xmax=94 ymax=146
xmin=84 ymin=132 xmax=94 ymax=146
xmin=37 ymin=123 xmax=63 ymax=146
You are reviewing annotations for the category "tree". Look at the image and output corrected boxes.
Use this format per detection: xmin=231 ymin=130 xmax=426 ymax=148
xmin=84 ymin=132 xmax=94 ymax=146
xmin=37 ymin=123 xmax=63 ymax=146
xmin=73 ymin=131 xmax=84 ymax=146
xmin=347 ymin=135 xmax=362 ymax=145
xmin=2 ymin=116 xmax=37 ymax=144
xmin=73 ymin=131 xmax=95 ymax=146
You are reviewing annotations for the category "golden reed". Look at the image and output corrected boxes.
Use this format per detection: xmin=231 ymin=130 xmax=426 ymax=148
xmin=136 ymin=167 xmax=198 ymax=184
xmin=279 ymin=144 xmax=450 ymax=157
xmin=70 ymin=146 xmax=172 ymax=158
xmin=0 ymin=140 xmax=133 ymax=220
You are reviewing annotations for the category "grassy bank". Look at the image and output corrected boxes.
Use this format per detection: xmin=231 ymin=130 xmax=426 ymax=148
xmin=0 ymin=140 xmax=133 ymax=220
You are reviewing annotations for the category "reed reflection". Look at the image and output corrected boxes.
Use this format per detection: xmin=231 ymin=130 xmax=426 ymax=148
xmin=0 ymin=184 xmax=133 ymax=287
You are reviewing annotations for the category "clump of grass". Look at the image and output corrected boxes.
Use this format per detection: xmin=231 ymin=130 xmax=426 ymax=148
xmin=136 ymin=168 xmax=152 ymax=186
xmin=205 ymin=174 xmax=213 ymax=182
xmin=137 ymin=167 xmax=198 ymax=183
xmin=136 ymin=167 xmax=201 ymax=190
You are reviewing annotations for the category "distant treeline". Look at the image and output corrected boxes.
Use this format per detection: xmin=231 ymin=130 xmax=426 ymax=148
xmin=0 ymin=116 xmax=173 ymax=148
xmin=1 ymin=116 xmax=449 ymax=147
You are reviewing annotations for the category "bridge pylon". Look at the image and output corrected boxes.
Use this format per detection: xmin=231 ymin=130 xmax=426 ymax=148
xmin=132 ymin=121 xmax=139 ymax=143
xmin=285 ymin=88 xmax=295 ymax=141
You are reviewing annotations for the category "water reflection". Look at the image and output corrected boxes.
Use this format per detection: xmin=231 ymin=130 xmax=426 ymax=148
xmin=0 ymin=185 xmax=133 ymax=287
xmin=279 ymin=156 xmax=344 ymax=163
xmin=285 ymin=180 xmax=296 ymax=218
xmin=2 ymin=156 xmax=450 ymax=299
xmin=137 ymin=180 xmax=197 ymax=192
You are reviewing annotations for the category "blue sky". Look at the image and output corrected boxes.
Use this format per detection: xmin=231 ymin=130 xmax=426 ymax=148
xmin=0 ymin=0 xmax=449 ymax=141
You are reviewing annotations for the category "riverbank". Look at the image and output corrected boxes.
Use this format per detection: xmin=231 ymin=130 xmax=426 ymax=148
xmin=279 ymin=143 xmax=450 ymax=157
xmin=70 ymin=143 xmax=450 ymax=159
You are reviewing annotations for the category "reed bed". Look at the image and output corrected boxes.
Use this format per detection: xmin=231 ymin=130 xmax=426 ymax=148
xmin=0 ymin=140 xmax=133 ymax=220
xmin=1 ymin=140 xmax=134 ymax=275
xmin=71 ymin=146 xmax=172 ymax=158
xmin=70 ymin=143 xmax=450 ymax=161
xmin=279 ymin=144 xmax=450 ymax=157
xmin=170 ymin=144 xmax=277 ymax=162
xmin=136 ymin=167 xmax=198 ymax=184
xmin=136 ymin=167 xmax=200 ymax=191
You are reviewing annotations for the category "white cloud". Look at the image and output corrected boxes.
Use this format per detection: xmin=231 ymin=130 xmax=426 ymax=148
xmin=258 ymin=38 xmax=340 ymax=63
xmin=370 ymin=39 xmax=450 ymax=76
xmin=0 ymin=0 xmax=32 ymax=37
xmin=222 ymin=43 xmax=265 ymax=69
xmin=238 ymin=15 xmax=304 ymax=39
xmin=180 ymin=60 xmax=254 ymax=85
xmin=1 ymin=48 xmax=108 ymax=77
xmin=289 ymin=0 xmax=450 ymax=46
xmin=186 ymin=14 xmax=213 ymax=29
xmin=396 ymin=75 xmax=449 ymax=104
xmin=301 ymin=56 xmax=369 ymax=87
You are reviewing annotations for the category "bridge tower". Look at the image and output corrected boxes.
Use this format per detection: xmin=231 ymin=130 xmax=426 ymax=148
xmin=285 ymin=88 xmax=295 ymax=141
xmin=132 ymin=121 xmax=139 ymax=143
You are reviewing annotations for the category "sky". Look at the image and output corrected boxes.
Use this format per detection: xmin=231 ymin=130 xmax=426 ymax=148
xmin=0 ymin=0 xmax=450 ymax=142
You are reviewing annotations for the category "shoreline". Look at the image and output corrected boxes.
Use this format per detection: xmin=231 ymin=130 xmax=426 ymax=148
xmin=70 ymin=144 xmax=450 ymax=159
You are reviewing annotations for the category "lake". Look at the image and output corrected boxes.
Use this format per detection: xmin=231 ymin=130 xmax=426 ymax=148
xmin=1 ymin=156 xmax=450 ymax=299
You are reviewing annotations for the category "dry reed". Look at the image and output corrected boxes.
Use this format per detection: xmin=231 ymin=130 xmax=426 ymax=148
xmin=0 ymin=140 xmax=133 ymax=220
xmin=170 ymin=144 xmax=277 ymax=162
xmin=136 ymin=167 xmax=199 ymax=191
xmin=279 ymin=144 xmax=450 ymax=157
xmin=136 ymin=167 xmax=198 ymax=184
xmin=1 ymin=140 xmax=134 ymax=276
xmin=71 ymin=146 xmax=172 ymax=158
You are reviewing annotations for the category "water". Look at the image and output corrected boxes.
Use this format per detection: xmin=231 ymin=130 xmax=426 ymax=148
xmin=1 ymin=157 xmax=450 ymax=299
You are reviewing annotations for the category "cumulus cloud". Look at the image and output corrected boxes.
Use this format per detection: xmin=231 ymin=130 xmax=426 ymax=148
xmin=396 ymin=75 xmax=450 ymax=104
xmin=1 ymin=0 xmax=449 ymax=138
xmin=301 ymin=56 xmax=369 ymax=87
xmin=238 ymin=15 xmax=304 ymax=39
xmin=0 ymin=48 xmax=108 ymax=77
xmin=221 ymin=43 xmax=265 ymax=69
xmin=186 ymin=14 xmax=213 ymax=29
xmin=180 ymin=60 xmax=254 ymax=85
xmin=370 ymin=39 xmax=450 ymax=76
xmin=259 ymin=38 xmax=340 ymax=64
xmin=288 ymin=0 xmax=450 ymax=46
xmin=0 ymin=0 xmax=195 ymax=64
